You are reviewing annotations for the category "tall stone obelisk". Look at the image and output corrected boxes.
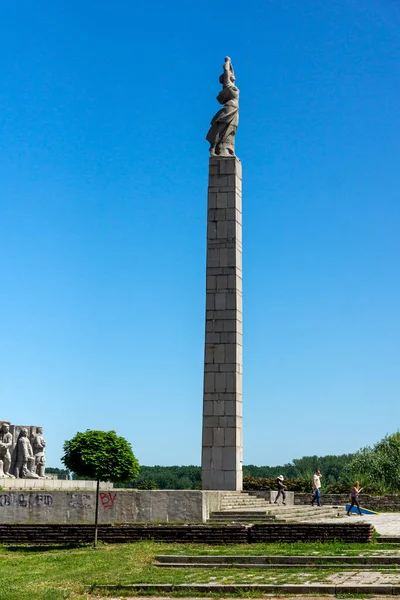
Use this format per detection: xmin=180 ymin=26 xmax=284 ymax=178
xmin=201 ymin=57 xmax=243 ymax=491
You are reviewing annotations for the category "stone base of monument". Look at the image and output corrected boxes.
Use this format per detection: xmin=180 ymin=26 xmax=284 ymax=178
xmin=0 ymin=478 xmax=114 ymax=491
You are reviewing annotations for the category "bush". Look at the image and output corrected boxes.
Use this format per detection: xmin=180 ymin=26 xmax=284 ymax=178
xmin=137 ymin=479 xmax=158 ymax=490
xmin=243 ymin=476 xmax=311 ymax=492
xmin=324 ymin=482 xmax=351 ymax=494
xmin=324 ymin=481 xmax=382 ymax=495
xmin=344 ymin=432 xmax=400 ymax=494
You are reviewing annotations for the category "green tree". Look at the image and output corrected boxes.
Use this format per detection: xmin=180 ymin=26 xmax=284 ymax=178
xmin=137 ymin=479 xmax=158 ymax=490
xmin=345 ymin=432 xmax=400 ymax=493
xmin=62 ymin=430 xmax=139 ymax=546
xmin=45 ymin=467 xmax=70 ymax=479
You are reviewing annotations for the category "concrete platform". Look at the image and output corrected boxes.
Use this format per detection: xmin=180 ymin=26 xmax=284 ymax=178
xmin=0 ymin=478 xmax=113 ymax=490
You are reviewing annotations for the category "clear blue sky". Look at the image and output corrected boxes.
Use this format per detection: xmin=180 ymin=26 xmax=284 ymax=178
xmin=1 ymin=0 xmax=400 ymax=469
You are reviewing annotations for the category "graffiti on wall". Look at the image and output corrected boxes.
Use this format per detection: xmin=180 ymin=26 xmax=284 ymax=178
xmin=0 ymin=491 xmax=117 ymax=512
xmin=0 ymin=493 xmax=53 ymax=508
xmin=100 ymin=491 xmax=117 ymax=510
xmin=68 ymin=493 xmax=92 ymax=509
xmin=0 ymin=494 xmax=11 ymax=507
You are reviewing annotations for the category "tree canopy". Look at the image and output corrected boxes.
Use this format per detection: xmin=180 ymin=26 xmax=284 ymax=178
xmin=62 ymin=430 xmax=139 ymax=483
xmin=344 ymin=432 xmax=400 ymax=493
xmin=115 ymin=454 xmax=352 ymax=490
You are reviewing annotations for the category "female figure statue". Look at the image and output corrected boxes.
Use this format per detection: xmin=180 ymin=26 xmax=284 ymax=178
xmin=206 ymin=57 xmax=239 ymax=157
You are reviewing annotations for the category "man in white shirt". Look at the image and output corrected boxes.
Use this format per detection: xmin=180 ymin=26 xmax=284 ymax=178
xmin=311 ymin=469 xmax=322 ymax=507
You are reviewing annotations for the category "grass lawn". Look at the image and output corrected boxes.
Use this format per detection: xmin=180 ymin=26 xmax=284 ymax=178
xmin=0 ymin=540 xmax=398 ymax=600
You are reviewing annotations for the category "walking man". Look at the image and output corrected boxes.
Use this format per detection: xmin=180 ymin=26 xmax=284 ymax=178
xmin=311 ymin=469 xmax=322 ymax=507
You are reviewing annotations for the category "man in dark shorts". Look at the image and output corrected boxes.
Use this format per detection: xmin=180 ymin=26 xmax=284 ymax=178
xmin=274 ymin=475 xmax=287 ymax=505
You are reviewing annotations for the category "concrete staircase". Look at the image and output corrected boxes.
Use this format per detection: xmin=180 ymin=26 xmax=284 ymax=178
xmin=209 ymin=510 xmax=277 ymax=523
xmin=219 ymin=492 xmax=276 ymax=510
xmin=208 ymin=492 xmax=346 ymax=523
xmin=263 ymin=503 xmax=346 ymax=522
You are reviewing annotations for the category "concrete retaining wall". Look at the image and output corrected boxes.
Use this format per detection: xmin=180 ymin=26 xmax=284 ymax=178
xmin=0 ymin=490 xmax=227 ymax=524
xmin=0 ymin=478 xmax=113 ymax=491
xmin=295 ymin=493 xmax=400 ymax=511
xmin=249 ymin=523 xmax=374 ymax=543
xmin=0 ymin=522 xmax=374 ymax=544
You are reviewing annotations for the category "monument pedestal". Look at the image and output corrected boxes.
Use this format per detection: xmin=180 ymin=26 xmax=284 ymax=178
xmin=201 ymin=156 xmax=243 ymax=491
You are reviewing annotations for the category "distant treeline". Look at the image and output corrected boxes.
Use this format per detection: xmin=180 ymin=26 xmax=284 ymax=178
xmin=112 ymin=454 xmax=353 ymax=490
xmin=47 ymin=431 xmax=400 ymax=494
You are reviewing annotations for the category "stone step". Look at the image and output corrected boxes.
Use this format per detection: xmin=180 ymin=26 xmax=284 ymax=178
xmin=221 ymin=502 xmax=269 ymax=507
xmin=220 ymin=494 xmax=254 ymax=499
xmin=220 ymin=506 xmax=344 ymax=516
xmin=281 ymin=512 xmax=346 ymax=523
xmin=155 ymin=562 xmax=399 ymax=569
xmin=214 ymin=507 xmax=269 ymax=514
xmin=221 ymin=497 xmax=269 ymax=501
xmin=266 ymin=506 xmax=345 ymax=515
xmin=220 ymin=493 xmax=268 ymax=499
xmin=221 ymin=504 xmax=270 ymax=510
xmin=220 ymin=500 xmax=270 ymax=506
xmin=155 ymin=555 xmax=400 ymax=568
xmin=207 ymin=516 xmax=278 ymax=524
xmin=207 ymin=516 xmax=276 ymax=524
xmin=210 ymin=514 xmax=275 ymax=520
xmin=220 ymin=506 xmax=272 ymax=510
xmin=281 ymin=514 xmax=342 ymax=523
xmin=208 ymin=506 xmax=344 ymax=524
xmin=221 ymin=501 xmax=270 ymax=505
xmin=221 ymin=496 xmax=269 ymax=501
xmin=274 ymin=506 xmax=343 ymax=514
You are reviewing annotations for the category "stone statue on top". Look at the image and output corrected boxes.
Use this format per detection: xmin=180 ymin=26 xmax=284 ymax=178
xmin=31 ymin=426 xmax=46 ymax=477
xmin=0 ymin=423 xmax=14 ymax=478
xmin=15 ymin=428 xmax=39 ymax=479
xmin=206 ymin=57 xmax=239 ymax=157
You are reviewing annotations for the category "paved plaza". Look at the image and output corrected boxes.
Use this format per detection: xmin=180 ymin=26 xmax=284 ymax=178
xmin=314 ymin=511 xmax=400 ymax=535
xmin=280 ymin=510 xmax=400 ymax=588
xmin=327 ymin=570 xmax=400 ymax=584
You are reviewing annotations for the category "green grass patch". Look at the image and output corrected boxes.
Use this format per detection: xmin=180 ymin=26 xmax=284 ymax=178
xmin=0 ymin=540 xmax=398 ymax=600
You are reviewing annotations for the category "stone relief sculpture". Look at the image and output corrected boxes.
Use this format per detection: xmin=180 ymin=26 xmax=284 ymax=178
xmin=0 ymin=422 xmax=47 ymax=479
xmin=15 ymin=428 xmax=39 ymax=479
xmin=0 ymin=423 xmax=14 ymax=478
xmin=31 ymin=426 xmax=46 ymax=477
xmin=206 ymin=56 xmax=239 ymax=157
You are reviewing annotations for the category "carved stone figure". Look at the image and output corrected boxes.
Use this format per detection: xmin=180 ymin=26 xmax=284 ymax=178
xmin=31 ymin=426 xmax=46 ymax=477
xmin=0 ymin=423 xmax=14 ymax=478
xmin=15 ymin=428 xmax=39 ymax=479
xmin=206 ymin=57 xmax=239 ymax=157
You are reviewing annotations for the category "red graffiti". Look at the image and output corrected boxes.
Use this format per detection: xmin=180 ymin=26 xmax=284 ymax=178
xmin=100 ymin=491 xmax=117 ymax=510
